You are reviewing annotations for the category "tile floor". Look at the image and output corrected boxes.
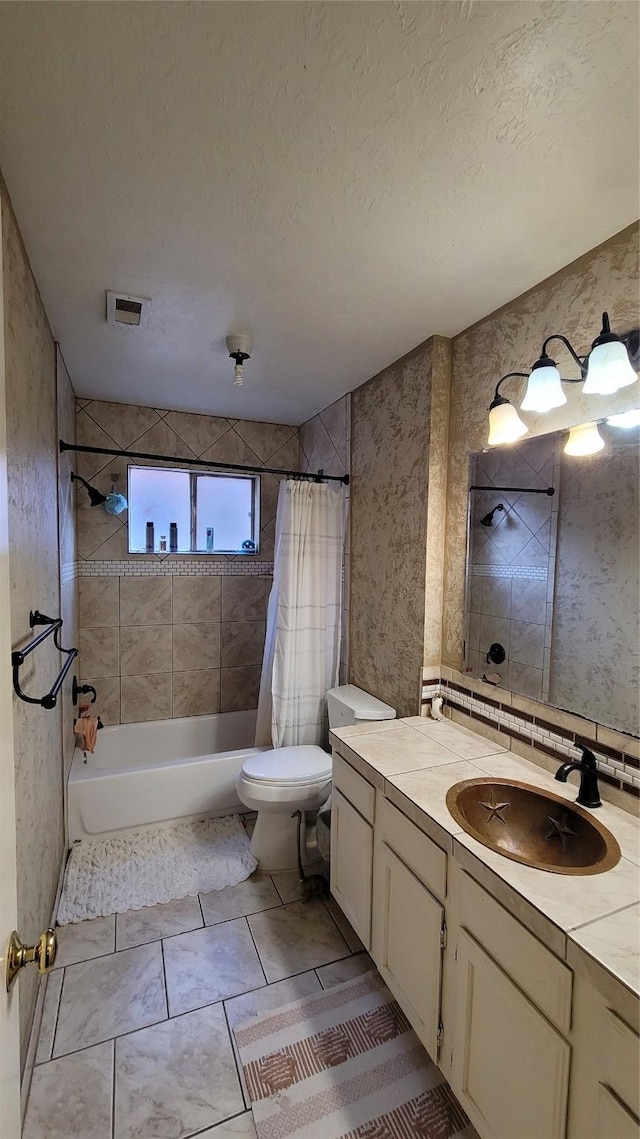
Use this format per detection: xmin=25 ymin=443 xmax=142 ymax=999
xmin=25 ymin=863 xmax=374 ymax=1139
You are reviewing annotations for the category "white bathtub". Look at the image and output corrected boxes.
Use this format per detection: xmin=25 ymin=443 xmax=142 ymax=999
xmin=67 ymin=709 xmax=266 ymax=843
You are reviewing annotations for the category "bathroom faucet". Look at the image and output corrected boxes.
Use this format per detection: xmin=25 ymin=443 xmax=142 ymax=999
xmin=555 ymin=745 xmax=601 ymax=808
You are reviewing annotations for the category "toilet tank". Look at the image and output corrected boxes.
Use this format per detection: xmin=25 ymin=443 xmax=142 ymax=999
xmin=326 ymin=684 xmax=396 ymax=728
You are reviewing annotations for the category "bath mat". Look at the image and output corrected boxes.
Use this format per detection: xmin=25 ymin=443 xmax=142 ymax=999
xmin=57 ymin=814 xmax=257 ymax=924
xmin=234 ymin=969 xmax=478 ymax=1139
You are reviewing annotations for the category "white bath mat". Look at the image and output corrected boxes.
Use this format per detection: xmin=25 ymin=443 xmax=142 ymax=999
xmin=57 ymin=815 xmax=258 ymax=924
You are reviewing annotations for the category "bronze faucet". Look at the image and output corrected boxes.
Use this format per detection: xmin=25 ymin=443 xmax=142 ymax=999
xmin=555 ymin=745 xmax=601 ymax=808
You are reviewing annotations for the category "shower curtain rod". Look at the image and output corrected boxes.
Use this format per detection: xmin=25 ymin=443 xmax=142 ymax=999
xmin=469 ymin=485 xmax=554 ymax=495
xmin=59 ymin=440 xmax=350 ymax=486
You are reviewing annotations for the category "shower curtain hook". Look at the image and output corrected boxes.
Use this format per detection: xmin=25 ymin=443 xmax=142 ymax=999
xmin=315 ymin=468 xmax=324 ymax=483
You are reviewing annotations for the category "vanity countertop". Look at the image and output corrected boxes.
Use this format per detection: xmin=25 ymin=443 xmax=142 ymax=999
xmin=330 ymin=716 xmax=640 ymax=1003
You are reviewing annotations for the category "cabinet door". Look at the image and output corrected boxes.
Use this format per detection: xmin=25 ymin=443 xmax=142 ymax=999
xmin=598 ymin=1085 xmax=639 ymax=1139
xmin=372 ymin=841 xmax=444 ymax=1057
xmin=452 ymin=929 xmax=570 ymax=1139
xmin=330 ymin=789 xmax=373 ymax=949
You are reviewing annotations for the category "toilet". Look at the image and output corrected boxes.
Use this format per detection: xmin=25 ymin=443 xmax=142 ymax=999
xmin=237 ymin=684 xmax=396 ymax=870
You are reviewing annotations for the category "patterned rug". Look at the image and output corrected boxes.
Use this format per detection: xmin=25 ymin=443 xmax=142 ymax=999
xmin=234 ymin=969 xmax=478 ymax=1139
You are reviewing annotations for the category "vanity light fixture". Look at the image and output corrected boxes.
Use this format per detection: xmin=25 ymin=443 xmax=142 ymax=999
xmin=487 ymin=312 xmax=638 ymax=445
xmin=563 ymin=421 xmax=605 ymax=456
xmin=607 ymin=408 xmax=640 ymax=428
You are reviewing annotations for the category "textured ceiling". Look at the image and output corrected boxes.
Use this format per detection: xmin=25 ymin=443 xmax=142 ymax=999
xmin=0 ymin=1 xmax=638 ymax=423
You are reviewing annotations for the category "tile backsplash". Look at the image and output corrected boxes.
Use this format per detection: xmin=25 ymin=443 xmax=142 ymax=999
xmin=422 ymin=669 xmax=640 ymax=812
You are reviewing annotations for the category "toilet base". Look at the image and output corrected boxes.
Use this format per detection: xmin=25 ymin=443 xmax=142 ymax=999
xmin=249 ymin=805 xmax=327 ymax=872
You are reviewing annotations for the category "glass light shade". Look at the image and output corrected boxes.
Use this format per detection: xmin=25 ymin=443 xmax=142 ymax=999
xmin=487 ymin=401 xmax=528 ymax=446
xmin=583 ymin=341 xmax=637 ymax=395
xmin=520 ymin=364 xmax=567 ymax=412
xmin=564 ymin=421 xmax=605 ymax=456
xmin=607 ymin=408 xmax=640 ymax=428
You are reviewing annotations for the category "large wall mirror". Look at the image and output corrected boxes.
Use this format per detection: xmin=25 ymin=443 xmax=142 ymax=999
xmin=463 ymin=418 xmax=639 ymax=736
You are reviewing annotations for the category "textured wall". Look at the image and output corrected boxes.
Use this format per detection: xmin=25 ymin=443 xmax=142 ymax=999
xmin=300 ymin=394 xmax=351 ymax=681
xmin=2 ymin=184 xmax=64 ymax=1067
xmin=75 ymin=400 xmax=299 ymax=723
xmin=551 ymin=424 xmax=639 ymax=735
xmin=442 ymin=223 xmax=640 ymax=674
xmin=350 ymin=343 xmax=432 ymax=718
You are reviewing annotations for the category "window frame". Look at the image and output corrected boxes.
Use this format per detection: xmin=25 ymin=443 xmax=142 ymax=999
xmin=127 ymin=463 xmax=261 ymax=555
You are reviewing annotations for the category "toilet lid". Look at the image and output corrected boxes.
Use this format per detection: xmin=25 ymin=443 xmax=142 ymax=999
xmin=242 ymin=745 xmax=332 ymax=785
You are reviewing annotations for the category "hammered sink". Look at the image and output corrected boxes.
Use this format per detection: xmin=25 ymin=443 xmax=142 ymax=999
xmin=446 ymin=778 xmax=621 ymax=875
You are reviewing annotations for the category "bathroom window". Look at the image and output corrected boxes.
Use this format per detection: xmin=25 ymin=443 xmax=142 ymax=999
xmin=127 ymin=465 xmax=260 ymax=554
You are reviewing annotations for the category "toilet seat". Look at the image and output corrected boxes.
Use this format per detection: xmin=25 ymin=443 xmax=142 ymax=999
xmin=240 ymin=745 xmax=331 ymax=787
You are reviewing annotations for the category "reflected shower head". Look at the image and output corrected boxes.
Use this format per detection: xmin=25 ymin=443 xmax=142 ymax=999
xmin=480 ymin=503 xmax=505 ymax=527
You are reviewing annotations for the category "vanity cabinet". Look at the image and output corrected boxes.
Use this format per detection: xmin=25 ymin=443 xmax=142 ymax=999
xmin=330 ymin=755 xmax=375 ymax=949
xmin=451 ymin=929 xmax=570 ymax=1139
xmin=568 ymin=971 xmax=640 ymax=1139
xmin=371 ymin=797 xmax=447 ymax=1057
xmin=447 ymin=868 xmax=572 ymax=1139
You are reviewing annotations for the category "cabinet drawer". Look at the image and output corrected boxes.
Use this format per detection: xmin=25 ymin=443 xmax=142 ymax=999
xmin=377 ymin=796 xmax=446 ymax=901
xmin=603 ymin=1008 xmax=640 ymax=1117
xmin=460 ymin=871 xmax=572 ymax=1034
xmin=332 ymin=753 xmax=375 ymax=823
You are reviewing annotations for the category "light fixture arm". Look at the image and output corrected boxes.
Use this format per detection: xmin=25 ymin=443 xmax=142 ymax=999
xmin=539 ymin=333 xmax=587 ymax=378
xmin=491 ymin=372 xmax=529 ymax=405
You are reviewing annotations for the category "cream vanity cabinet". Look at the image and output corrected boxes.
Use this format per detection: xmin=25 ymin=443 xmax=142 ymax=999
xmin=371 ymin=796 xmax=447 ymax=1058
xmin=568 ymin=970 xmax=639 ymax=1139
xmin=330 ymin=754 xmax=376 ymax=949
xmin=445 ymin=866 xmax=573 ymax=1139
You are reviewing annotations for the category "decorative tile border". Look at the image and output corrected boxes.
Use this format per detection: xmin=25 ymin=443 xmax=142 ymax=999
xmin=421 ymin=678 xmax=640 ymax=800
xmin=469 ymin=565 xmax=548 ymax=580
xmin=78 ymin=560 xmax=274 ymax=577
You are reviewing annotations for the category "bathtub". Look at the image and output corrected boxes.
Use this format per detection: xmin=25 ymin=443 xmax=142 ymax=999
xmin=67 ymin=709 xmax=267 ymax=843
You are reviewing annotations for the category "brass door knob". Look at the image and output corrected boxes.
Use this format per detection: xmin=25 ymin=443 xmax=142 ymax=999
xmin=6 ymin=928 xmax=57 ymax=992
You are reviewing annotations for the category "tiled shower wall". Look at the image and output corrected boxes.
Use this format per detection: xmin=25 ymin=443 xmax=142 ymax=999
xmin=465 ymin=434 xmax=560 ymax=702
xmin=75 ymin=399 xmax=299 ymax=723
xmin=300 ymin=393 xmax=351 ymax=681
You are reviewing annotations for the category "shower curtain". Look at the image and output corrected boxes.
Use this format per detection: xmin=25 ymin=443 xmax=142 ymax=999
xmin=256 ymin=479 xmax=345 ymax=748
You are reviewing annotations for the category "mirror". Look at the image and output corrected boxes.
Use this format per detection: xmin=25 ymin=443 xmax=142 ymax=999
xmin=464 ymin=421 xmax=639 ymax=736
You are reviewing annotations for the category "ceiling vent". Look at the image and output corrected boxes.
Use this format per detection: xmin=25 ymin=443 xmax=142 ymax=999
xmin=106 ymin=291 xmax=151 ymax=328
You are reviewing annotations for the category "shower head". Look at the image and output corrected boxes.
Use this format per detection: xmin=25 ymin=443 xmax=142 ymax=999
xmin=479 ymin=503 xmax=505 ymax=527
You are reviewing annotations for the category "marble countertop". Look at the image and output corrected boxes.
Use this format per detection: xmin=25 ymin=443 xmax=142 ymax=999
xmin=329 ymin=716 xmax=640 ymax=1002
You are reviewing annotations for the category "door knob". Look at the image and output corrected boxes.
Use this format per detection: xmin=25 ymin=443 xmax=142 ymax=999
xmin=5 ymin=928 xmax=57 ymax=992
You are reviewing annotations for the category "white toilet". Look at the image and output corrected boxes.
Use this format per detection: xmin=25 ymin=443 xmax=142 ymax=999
xmin=237 ymin=684 xmax=396 ymax=870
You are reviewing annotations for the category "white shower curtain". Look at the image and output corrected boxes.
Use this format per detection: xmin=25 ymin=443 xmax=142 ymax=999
xmin=256 ymin=479 xmax=345 ymax=748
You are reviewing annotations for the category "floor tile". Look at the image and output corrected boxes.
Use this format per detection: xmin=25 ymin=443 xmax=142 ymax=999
xmin=163 ymin=918 xmax=266 ymax=1016
xmin=270 ymin=862 xmax=326 ymax=905
xmin=316 ymin=952 xmax=375 ymax=989
xmin=116 ymin=895 xmax=203 ymax=950
xmin=35 ymin=969 xmax=64 ymax=1065
xmin=23 ymin=1041 xmax=113 ymax=1139
xmin=248 ymin=900 xmax=350 ymax=982
xmin=53 ymin=915 xmax=115 ymax=968
xmin=114 ymin=1003 xmax=243 ymax=1139
xmin=324 ymin=894 xmax=365 ymax=952
xmin=200 ymin=872 xmax=281 ymax=925
xmin=198 ymin=1113 xmax=257 ymax=1137
xmin=53 ymin=942 xmax=166 ymax=1057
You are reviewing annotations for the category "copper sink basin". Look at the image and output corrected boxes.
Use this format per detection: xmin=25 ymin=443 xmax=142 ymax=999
xmin=446 ymin=778 xmax=621 ymax=875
